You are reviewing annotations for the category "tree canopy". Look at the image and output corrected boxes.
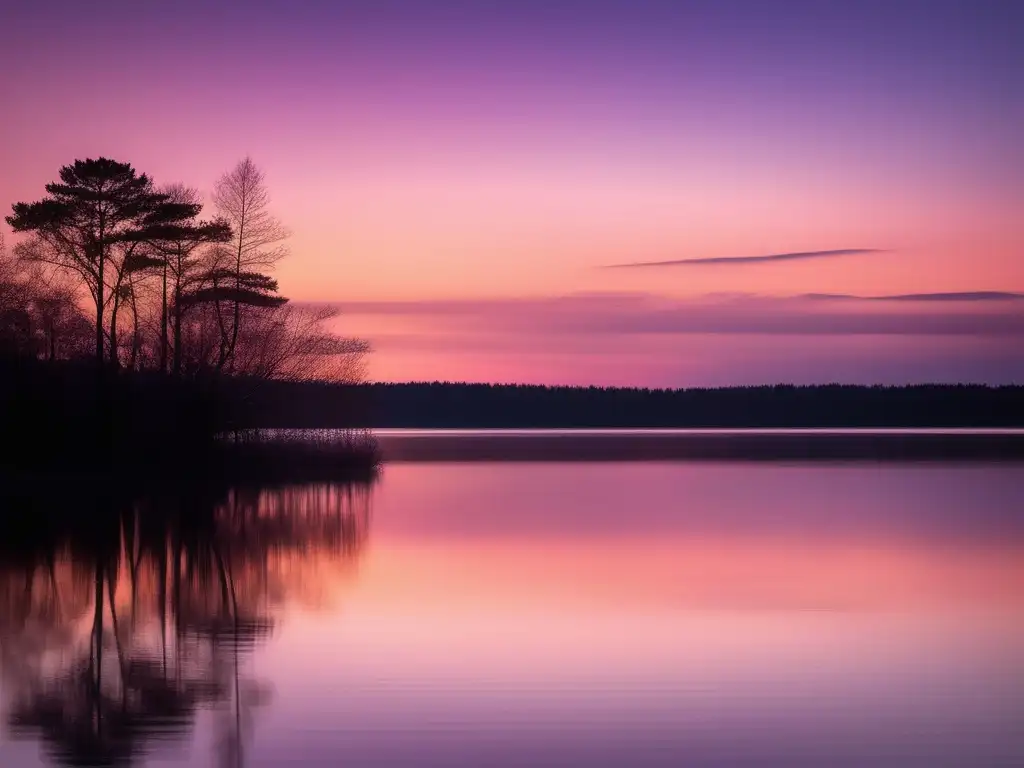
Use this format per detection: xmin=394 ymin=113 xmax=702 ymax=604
xmin=5 ymin=156 xmax=367 ymax=383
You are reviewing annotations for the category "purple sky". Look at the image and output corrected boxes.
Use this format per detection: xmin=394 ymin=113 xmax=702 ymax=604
xmin=2 ymin=0 xmax=1022 ymax=384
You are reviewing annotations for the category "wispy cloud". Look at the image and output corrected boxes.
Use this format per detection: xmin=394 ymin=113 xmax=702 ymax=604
xmin=603 ymin=248 xmax=884 ymax=269
xmin=805 ymin=291 xmax=1024 ymax=302
xmin=328 ymin=292 xmax=1024 ymax=385
xmin=335 ymin=291 xmax=1024 ymax=337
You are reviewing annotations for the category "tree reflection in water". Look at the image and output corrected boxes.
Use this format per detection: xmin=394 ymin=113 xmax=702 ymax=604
xmin=0 ymin=477 xmax=374 ymax=767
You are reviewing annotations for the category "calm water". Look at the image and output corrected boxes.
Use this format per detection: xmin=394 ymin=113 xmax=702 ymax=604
xmin=2 ymin=433 xmax=1023 ymax=767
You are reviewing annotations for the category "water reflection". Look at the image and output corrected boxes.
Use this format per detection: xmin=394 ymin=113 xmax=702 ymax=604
xmin=2 ymin=457 xmax=1022 ymax=768
xmin=0 ymin=479 xmax=373 ymax=767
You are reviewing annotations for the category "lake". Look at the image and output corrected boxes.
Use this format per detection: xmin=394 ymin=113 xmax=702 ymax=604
xmin=1 ymin=431 xmax=1023 ymax=767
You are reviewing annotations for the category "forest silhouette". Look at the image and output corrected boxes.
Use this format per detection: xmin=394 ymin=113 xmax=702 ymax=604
xmin=2 ymin=157 xmax=374 ymax=474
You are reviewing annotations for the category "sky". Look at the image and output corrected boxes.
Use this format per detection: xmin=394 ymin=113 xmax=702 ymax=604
xmin=2 ymin=0 xmax=1022 ymax=385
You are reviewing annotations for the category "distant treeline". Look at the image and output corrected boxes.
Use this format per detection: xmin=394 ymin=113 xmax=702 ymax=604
xmin=240 ymin=381 xmax=1024 ymax=428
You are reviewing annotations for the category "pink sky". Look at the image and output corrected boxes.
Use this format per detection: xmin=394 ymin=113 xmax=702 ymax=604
xmin=2 ymin=1 xmax=1021 ymax=384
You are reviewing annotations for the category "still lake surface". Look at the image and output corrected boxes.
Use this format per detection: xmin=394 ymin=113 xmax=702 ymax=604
xmin=1 ymin=430 xmax=1023 ymax=767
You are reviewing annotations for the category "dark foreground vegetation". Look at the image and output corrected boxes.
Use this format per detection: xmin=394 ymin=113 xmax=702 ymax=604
xmin=235 ymin=381 xmax=1024 ymax=429
xmin=0 ymin=356 xmax=379 ymax=478
xmin=2 ymin=156 xmax=373 ymax=477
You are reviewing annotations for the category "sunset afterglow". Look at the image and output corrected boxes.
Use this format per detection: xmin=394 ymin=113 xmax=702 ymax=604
xmin=2 ymin=1 xmax=1021 ymax=384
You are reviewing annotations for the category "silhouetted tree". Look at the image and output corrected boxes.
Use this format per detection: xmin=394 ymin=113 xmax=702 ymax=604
xmin=149 ymin=185 xmax=232 ymax=374
xmin=0 ymin=236 xmax=90 ymax=360
xmin=5 ymin=159 xmax=189 ymax=367
xmin=210 ymin=158 xmax=289 ymax=371
xmin=24 ymin=263 xmax=91 ymax=362
xmin=0 ymin=232 xmax=35 ymax=357
xmin=232 ymin=304 xmax=370 ymax=383
xmin=3 ymin=158 xmax=372 ymax=463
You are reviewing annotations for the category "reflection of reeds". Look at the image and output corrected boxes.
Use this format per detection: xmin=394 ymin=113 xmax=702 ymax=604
xmin=0 ymin=476 xmax=374 ymax=767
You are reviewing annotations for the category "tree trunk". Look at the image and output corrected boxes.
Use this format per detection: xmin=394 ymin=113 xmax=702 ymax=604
xmin=109 ymin=290 xmax=121 ymax=370
xmin=129 ymin=278 xmax=140 ymax=370
xmin=96 ymin=258 xmax=105 ymax=366
xmin=228 ymin=233 xmax=243 ymax=371
xmin=96 ymin=213 xmax=106 ymax=366
xmin=214 ymin=278 xmax=229 ymax=370
xmin=161 ymin=260 xmax=169 ymax=373
xmin=110 ymin=259 xmax=131 ymax=371
xmin=173 ymin=251 xmax=183 ymax=376
xmin=217 ymin=218 xmax=245 ymax=372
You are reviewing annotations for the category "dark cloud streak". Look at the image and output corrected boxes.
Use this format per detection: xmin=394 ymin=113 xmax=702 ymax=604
xmin=604 ymin=248 xmax=884 ymax=268
xmin=806 ymin=291 xmax=1024 ymax=302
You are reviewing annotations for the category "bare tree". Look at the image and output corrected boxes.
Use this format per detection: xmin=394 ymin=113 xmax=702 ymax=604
xmin=232 ymin=304 xmax=370 ymax=383
xmin=211 ymin=158 xmax=289 ymax=370
xmin=0 ymin=229 xmax=16 ymax=312
xmin=0 ymin=231 xmax=34 ymax=356
xmin=24 ymin=263 xmax=91 ymax=361
xmin=1 ymin=236 xmax=89 ymax=360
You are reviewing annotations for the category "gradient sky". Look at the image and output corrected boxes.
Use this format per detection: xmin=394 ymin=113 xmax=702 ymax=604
xmin=2 ymin=0 xmax=1022 ymax=384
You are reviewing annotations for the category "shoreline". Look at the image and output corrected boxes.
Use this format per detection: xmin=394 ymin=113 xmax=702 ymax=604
xmin=371 ymin=428 xmax=1024 ymax=462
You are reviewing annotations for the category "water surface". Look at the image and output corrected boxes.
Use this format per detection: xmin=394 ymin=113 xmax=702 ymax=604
xmin=1 ymin=436 xmax=1022 ymax=767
